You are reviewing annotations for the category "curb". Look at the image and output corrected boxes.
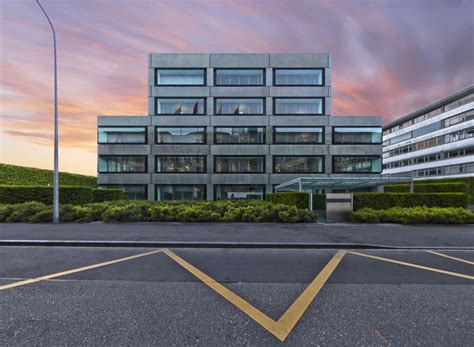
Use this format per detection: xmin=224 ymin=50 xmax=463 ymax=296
xmin=1 ymin=240 xmax=473 ymax=250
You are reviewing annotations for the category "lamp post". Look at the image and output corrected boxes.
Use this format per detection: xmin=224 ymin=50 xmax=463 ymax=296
xmin=36 ymin=0 xmax=59 ymax=223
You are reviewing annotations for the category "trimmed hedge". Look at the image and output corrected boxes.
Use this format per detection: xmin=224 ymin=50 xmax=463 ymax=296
xmin=0 ymin=163 xmax=96 ymax=187
xmin=267 ymin=192 xmax=309 ymax=209
xmin=353 ymin=193 xmax=468 ymax=210
xmin=266 ymin=192 xmax=326 ymax=210
xmin=385 ymin=182 xmax=468 ymax=194
xmin=92 ymin=188 xmax=125 ymax=202
xmin=0 ymin=200 xmax=316 ymax=223
xmin=0 ymin=186 xmax=93 ymax=205
xmin=349 ymin=207 xmax=474 ymax=224
xmin=0 ymin=186 xmax=126 ymax=205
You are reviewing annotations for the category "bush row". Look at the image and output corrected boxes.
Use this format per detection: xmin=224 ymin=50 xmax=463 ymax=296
xmin=0 ymin=163 xmax=97 ymax=187
xmin=0 ymin=186 xmax=125 ymax=205
xmin=353 ymin=193 xmax=468 ymax=210
xmin=0 ymin=200 xmax=316 ymax=223
xmin=349 ymin=207 xmax=474 ymax=224
xmin=385 ymin=182 xmax=468 ymax=194
xmin=266 ymin=192 xmax=326 ymax=210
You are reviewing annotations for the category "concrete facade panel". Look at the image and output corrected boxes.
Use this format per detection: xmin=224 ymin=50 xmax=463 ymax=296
xmin=151 ymin=86 xmax=209 ymax=97
xmin=211 ymin=87 xmax=268 ymax=97
xmin=270 ymin=145 xmax=328 ymax=155
xmin=98 ymin=145 xmax=150 ymax=155
xmin=211 ymin=145 xmax=268 ymax=155
xmin=150 ymin=54 xmax=209 ymax=68
xmin=270 ymin=86 xmax=329 ymax=97
xmin=269 ymin=54 xmax=330 ymax=67
xmin=98 ymin=116 xmax=149 ymax=126
xmin=151 ymin=116 xmax=210 ymax=126
xmin=211 ymin=116 xmax=268 ymax=126
xmin=211 ymin=174 xmax=269 ymax=185
xmin=151 ymin=145 xmax=209 ymax=155
xmin=329 ymin=145 xmax=382 ymax=156
xmin=97 ymin=174 xmax=150 ymax=185
xmin=270 ymin=116 xmax=328 ymax=126
xmin=330 ymin=116 xmax=382 ymax=126
xmin=152 ymin=174 xmax=209 ymax=184
xmin=210 ymin=54 xmax=269 ymax=67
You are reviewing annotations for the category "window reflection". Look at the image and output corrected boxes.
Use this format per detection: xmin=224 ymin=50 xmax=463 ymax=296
xmin=333 ymin=127 xmax=381 ymax=144
xmin=156 ymin=69 xmax=205 ymax=85
xmin=274 ymin=127 xmax=323 ymax=144
xmin=156 ymin=98 xmax=205 ymax=115
xmin=214 ymin=156 xmax=265 ymax=173
xmin=215 ymin=98 xmax=264 ymax=115
xmin=156 ymin=156 xmax=206 ymax=173
xmin=215 ymin=185 xmax=264 ymax=200
xmin=274 ymin=98 xmax=323 ymax=115
xmin=333 ymin=156 xmax=381 ymax=173
xmin=215 ymin=69 xmax=264 ymax=86
xmin=98 ymin=156 xmax=147 ymax=173
xmin=156 ymin=185 xmax=206 ymax=201
xmin=156 ymin=127 xmax=205 ymax=144
xmin=274 ymin=69 xmax=323 ymax=86
xmin=273 ymin=156 xmax=323 ymax=173
xmin=214 ymin=127 xmax=265 ymax=144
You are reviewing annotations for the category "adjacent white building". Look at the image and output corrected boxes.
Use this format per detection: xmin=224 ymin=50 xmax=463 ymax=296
xmin=382 ymin=85 xmax=474 ymax=180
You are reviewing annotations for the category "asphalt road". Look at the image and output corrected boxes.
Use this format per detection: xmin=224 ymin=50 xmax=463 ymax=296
xmin=1 ymin=222 xmax=474 ymax=247
xmin=1 ymin=246 xmax=473 ymax=345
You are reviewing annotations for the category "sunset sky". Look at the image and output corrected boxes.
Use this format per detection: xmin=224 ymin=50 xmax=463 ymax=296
xmin=1 ymin=0 xmax=473 ymax=176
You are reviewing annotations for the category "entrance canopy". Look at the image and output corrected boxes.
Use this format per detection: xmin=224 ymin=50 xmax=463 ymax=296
xmin=274 ymin=175 xmax=413 ymax=192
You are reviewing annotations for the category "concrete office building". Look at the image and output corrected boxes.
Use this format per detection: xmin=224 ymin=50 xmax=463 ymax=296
xmin=97 ymin=53 xmax=382 ymax=201
xmin=382 ymin=85 xmax=474 ymax=180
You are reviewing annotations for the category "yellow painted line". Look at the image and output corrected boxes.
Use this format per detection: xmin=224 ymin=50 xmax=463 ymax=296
xmin=426 ymin=250 xmax=474 ymax=265
xmin=0 ymin=248 xmax=164 ymax=291
xmin=348 ymin=251 xmax=474 ymax=280
xmin=275 ymin=250 xmax=346 ymax=340
xmin=163 ymin=248 xmax=345 ymax=341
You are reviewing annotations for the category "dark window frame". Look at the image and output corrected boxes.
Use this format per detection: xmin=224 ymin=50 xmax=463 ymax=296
xmin=213 ymin=155 xmax=266 ymax=174
xmin=155 ymin=126 xmax=207 ymax=145
xmin=214 ymin=184 xmax=266 ymax=201
xmin=273 ymin=68 xmax=325 ymax=86
xmin=97 ymin=126 xmax=148 ymax=145
xmin=155 ymin=155 xmax=207 ymax=174
xmin=154 ymin=68 xmax=207 ymax=87
xmin=214 ymin=97 xmax=266 ymax=116
xmin=155 ymin=97 xmax=207 ymax=115
xmin=332 ymin=155 xmax=382 ymax=174
xmin=155 ymin=184 xmax=207 ymax=201
xmin=273 ymin=97 xmax=325 ymax=116
xmin=213 ymin=126 xmax=266 ymax=145
xmin=98 ymin=184 xmax=148 ymax=200
xmin=272 ymin=155 xmax=325 ymax=174
xmin=97 ymin=155 xmax=148 ymax=174
xmin=273 ymin=126 xmax=325 ymax=144
xmin=214 ymin=68 xmax=265 ymax=87
xmin=332 ymin=126 xmax=382 ymax=145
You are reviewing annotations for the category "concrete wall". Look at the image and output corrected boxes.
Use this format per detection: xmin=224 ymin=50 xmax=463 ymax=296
xmin=97 ymin=54 xmax=382 ymax=200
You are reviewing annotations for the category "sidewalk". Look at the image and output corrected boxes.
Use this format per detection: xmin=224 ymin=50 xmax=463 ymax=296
xmin=0 ymin=223 xmax=473 ymax=248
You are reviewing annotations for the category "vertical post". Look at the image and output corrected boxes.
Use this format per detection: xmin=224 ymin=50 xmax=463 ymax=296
xmin=308 ymin=192 xmax=313 ymax=211
xmin=410 ymin=179 xmax=414 ymax=193
xmin=36 ymin=0 xmax=59 ymax=223
xmin=298 ymin=178 xmax=302 ymax=192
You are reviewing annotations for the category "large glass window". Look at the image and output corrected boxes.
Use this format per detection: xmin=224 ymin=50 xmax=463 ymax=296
xmin=215 ymin=98 xmax=264 ymax=115
xmin=215 ymin=185 xmax=265 ymax=200
xmin=156 ymin=156 xmax=206 ymax=173
xmin=333 ymin=156 xmax=381 ymax=173
xmin=156 ymin=185 xmax=206 ymax=201
xmin=274 ymin=127 xmax=324 ymax=144
xmin=444 ymin=109 xmax=474 ymax=127
xmin=98 ymin=156 xmax=147 ymax=173
xmin=215 ymin=69 xmax=264 ymax=86
xmin=274 ymin=98 xmax=323 ymax=115
xmin=214 ymin=156 xmax=265 ymax=173
xmin=273 ymin=156 xmax=323 ymax=173
xmin=156 ymin=69 xmax=205 ymax=86
xmin=98 ymin=185 xmax=147 ymax=200
xmin=98 ymin=127 xmax=147 ymax=144
xmin=333 ymin=127 xmax=382 ymax=144
xmin=214 ymin=127 xmax=265 ymax=144
xmin=274 ymin=69 xmax=323 ymax=86
xmin=156 ymin=98 xmax=205 ymax=115
xmin=156 ymin=127 xmax=206 ymax=144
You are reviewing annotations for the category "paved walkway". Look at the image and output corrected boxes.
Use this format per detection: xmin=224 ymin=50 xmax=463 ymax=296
xmin=0 ymin=223 xmax=473 ymax=248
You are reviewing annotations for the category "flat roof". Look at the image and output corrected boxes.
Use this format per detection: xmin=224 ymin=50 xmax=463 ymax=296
xmin=383 ymin=84 xmax=474 ymax=130
xmin=274 ymin=175 xmax=413 ymax=192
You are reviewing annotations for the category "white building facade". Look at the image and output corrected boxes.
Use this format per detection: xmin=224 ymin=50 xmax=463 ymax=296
xmin=382 ymin=85 xmax=474 ymax=180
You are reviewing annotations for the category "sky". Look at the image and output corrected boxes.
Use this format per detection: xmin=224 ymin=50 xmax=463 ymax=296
xmin=0 ymin=0 xmax=473 ymax=176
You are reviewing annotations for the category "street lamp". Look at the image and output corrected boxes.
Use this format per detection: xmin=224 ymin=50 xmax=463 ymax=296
xmin=36 ymin=0 xmax=59 ymax=223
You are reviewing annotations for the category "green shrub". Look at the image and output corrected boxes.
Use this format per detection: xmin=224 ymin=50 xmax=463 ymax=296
xmin=385 ymin=182 xmax=468 ymax=194
xmin=350 ymin=207 xmax=474 ymax=224
xmin=0 ymin=186 xmax=93 ymax=205
xmin=102 ymin=204 xmax=145 ymax=222
xmin=0 ymin=204 xmax=14 ymax=222
xmin=267 ymin=192 xmax=309 ymax=209
xmin=6 ymin=202 xmax=47 ymax=222
xmin=353 ymin=193 xmax=468 ymax=210
xmin=92 ymin=188 xmax=125 ymax=202
xmin=0 ymin=163 xmax=96 ymax=187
